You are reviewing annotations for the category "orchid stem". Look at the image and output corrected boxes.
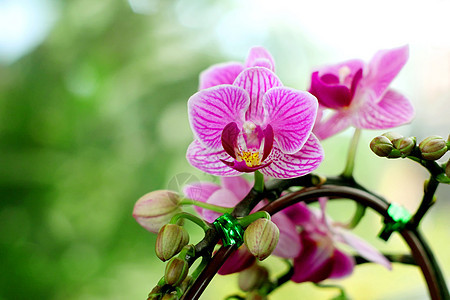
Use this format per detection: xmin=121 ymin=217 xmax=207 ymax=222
xmin=180 ymin=198 xmax=233 ymax=214
xmin=170 ymin=212 xmax=210 ymax=232
xmin=347 ymin=202 xmax=366 ymax=229
xmin=254 ymin=170 xmax=265 ymax=193
xmin=238 ymin=211 xmax=270 ymax=228
xmin=342 ymin=128 xmax=362 ymax=179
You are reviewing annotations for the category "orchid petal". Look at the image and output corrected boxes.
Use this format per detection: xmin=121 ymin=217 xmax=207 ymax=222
xmin=218 ymin=245 xmax=255 ymax=275
xmin=316 ymin=59 xmax=365 ymax=85
xmin=271 ymin=212 xmax=302 ymax=258
xmin=264 ymin=87 xmax=318 ymax=154
xmin=220 ymin=176 xmax=252 ymax=200
xmin=202 ymin=188 xmax=239 ymax=222
xmin=337 ymin=229 xmax=392 ymax=270
xmin=353 ymin=89 xmax=414 ymax=130
xmin=364 ymin=45 xmax=409 ymax=102
xmin=221 ymin=122 xmax=240 ymax=159
xmin=186 ymin=140 xmax=241 ymax=176
xmin=183 ymin=182 xmax=221 ymax=216
xmin=199 ymin=62 xmax=244 ymax=90
xmin=188 ymin=85 xmax=249 ymax=150
xmin=260 ymin=134 xmax=323 ymax=179
xmin=329 ymin=248 xmax=355 ymax=278
xmin=310 ymin=72 xmax=352 ymax=109
xmin=291 ymin=235 xmax=334 ymax=283
xmin=313 ymin=111 xmax=352 ymax=140
xmin=245 ymin=46 xmax=275 ymax=71
xmin=284 ymin=202 xmax=316 ymax=227
xmin=262 ymin=124 xmax=274 ymax=161
xmin=234 ymin=67 xmax=282 ymax=123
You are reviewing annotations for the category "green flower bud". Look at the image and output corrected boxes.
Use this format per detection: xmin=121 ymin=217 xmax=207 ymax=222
xmin=419 ymin=135 xmax=448 ymax=160
xmin=244 ymin=218 xmax=279 ymax=261
xmin=393 ymin=136 xmax=416 ymax=156
xmin=370 ymin=136 xmax=393 ymax=157
xmin=165 ymin=257 xmax=189 ymax=286
xmin=382 ymin=132 xmax=404 ymax=142
xmin=156 ymin=224 xmax=189 ymax=262
xmin=133 ymin=190 xmax=182 ymax=234
xmin=161 ymin=292 xmax=178 ymax=300
xmin=147 ymin=286 xmax=162 ymax=300
xmin=238 ymin=264 xmax=269 ymax=292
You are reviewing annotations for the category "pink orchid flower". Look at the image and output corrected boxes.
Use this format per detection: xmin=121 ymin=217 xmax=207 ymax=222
xmin=187 ymin=65 xmax=324 ymax=179
xmin=199 ymin=46 xmax=276 ymax=90
xmin=310 ymin=45 xmax=414 ymax=140
xmin=184 ymin=176 xmax=301 ymax=275
xmin=284 ymin=198 xmax=391 ymax=283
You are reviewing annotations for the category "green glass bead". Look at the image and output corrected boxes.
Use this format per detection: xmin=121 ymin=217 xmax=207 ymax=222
xmin=213 ymin=213 xmax=244 ymax=247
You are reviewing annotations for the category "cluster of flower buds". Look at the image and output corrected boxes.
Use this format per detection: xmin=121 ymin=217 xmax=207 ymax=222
xmin=370 ymin=132 xmax=416 ymax=158
xmin=244 ymin=218 xmax=279 ymax=261
xmin=370 ymin=132 xmax=449 ymax=161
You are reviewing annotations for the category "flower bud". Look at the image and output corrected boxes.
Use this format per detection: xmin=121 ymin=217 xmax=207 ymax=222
xmin=147 ymin=286 xmax=162 ymax=300
xmin=165 ymin=257 xmax=189 ymax=286
xmin=370 ymin=136 xmax=393 ymax=157
xmin=161 ymin=292 xmax=178 ymax=300
xmin=244 ymin=218 xmax=279 ymax=261
xmin=382 ymin=132 xmax=403 ymax=142
xmin=419 ymin=135 xmax=448 ymax=160
xmin=393 ymin=137 xmax=416 ymax=156
xmin=238 ymin=264 xmax=269 ymax=292
xmin=133 ymin=190 xmax=182 ymax=234
xmin=156 ymin=224 xmax=189 ymax=261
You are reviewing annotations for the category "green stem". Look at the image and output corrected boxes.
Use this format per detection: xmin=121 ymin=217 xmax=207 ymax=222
xmin=170 ymin=212 xmax=210 ymax=232
xmin=342 ymin=128 xmax=362 ymax=179
xmin=254 ymin=170 xmax=265 ymax=193
xmin=347 ymin=203 xmax=366 ymax=229
xmin=190 ymin=256 xmax=209 ymax=280
xmin=411 ymin=176 xmax=439 ymax=227
xmin=238 ymin=211 xmax=270 ymax=228
xmin=180 ymin=198 xmax=233 ymax=214
xmin=314 ymin=283 xmax=348 ymax=299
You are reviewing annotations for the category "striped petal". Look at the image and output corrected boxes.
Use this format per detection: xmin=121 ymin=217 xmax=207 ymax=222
xmin=234 ymin=67 xmax=282 ymax=123
xmin=364 ymin=45 xmax=409 ymax=102
xmin=202 ymin=188 xmax=239 ymax=222
xmin=186 ymin=140 xmax=242 ymax=176
xmin=199 ymin=62 xmax=244 ymax=90
xmin=353 ymin=89 xmax=414 ymax=130
xmin=245 ymin=46 xmax=275 ymax=71
xmin=264 ymin=87 xmax=318 ymax=154
xmin=336 ymin=229 xmax=392 ymax=270
xmin=260 ymin=134 xmax=324 ymax=179
xmin=313 ymin=110 xmax=352 ymax=140
xmin=183 ymin=182 xmax=221 ymax=216
xmin=220 ymin=176 xmax=252 ymax=200
xmin=188 ymin=85 xmax=249 ymax=150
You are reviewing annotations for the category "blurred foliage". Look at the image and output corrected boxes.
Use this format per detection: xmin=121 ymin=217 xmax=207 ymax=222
xmin=0 ymin=0 xmax=224 ymax=299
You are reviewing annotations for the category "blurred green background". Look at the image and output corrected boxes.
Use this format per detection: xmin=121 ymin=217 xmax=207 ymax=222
xmin=0 ymin=0 xmax=449 ymax=299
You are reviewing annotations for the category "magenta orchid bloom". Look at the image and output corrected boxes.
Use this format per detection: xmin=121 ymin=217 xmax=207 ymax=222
xmin=284 ymin=198 xmax=391 ymax=283
xmin=199 ymin=46 xmax=275 ymax=90
xmin=184 ymin=176 xmax=301 ymax=275
xmin=187 ymin=66 xmax=324 ymax=179
xmin=310 ymin=45 xmax=414 ymax=140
